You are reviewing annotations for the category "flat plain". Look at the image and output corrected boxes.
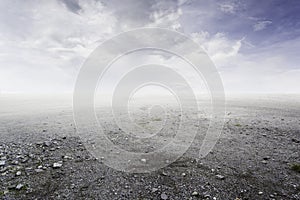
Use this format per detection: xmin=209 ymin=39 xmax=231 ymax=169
xmin=0 ymin=94 xmax=299 ymax=199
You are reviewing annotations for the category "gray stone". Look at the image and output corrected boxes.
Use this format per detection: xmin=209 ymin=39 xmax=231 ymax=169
xmin=0 ymin=160 xmax=6 ymax=166
xmin=161 ymin=192 xmax=168 ymax=200
xmin=53 ymin=162 xmax=63 ymax=168
xmin=216 ymin=174 xmax=225 ymax=180
xmin=15 ymin=183 xmax=24 ymax=190
xmin=192 ymin=191 xmax=199 ymax=196
xmin=35 ymin=169 xmax=44 ymax=173
xmin=151 ymin=188 xmax=159 ymax=193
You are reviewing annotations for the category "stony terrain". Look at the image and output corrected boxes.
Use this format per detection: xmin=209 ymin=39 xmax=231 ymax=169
xmin=0 ymin=94 xmax=299 ymax=199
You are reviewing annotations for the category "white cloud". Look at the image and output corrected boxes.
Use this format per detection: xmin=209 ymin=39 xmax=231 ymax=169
xmin=191 ymin=32 xmax=242 ymax=67
xmin=0 ymin=0 xmax=118 ymax=93
xmin=253 ymin=20 xmax=272 ymax=31
xmin=218 ymin=3 xmax=236 ymax=14
xmin=191 ymin=31 xmax=300 ymax=93
xmin=0 ymin=0 xmax=299 ymax=94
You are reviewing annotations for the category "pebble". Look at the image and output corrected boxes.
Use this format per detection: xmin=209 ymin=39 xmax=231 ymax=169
xmin=216 ymin=174 xmax=225 ymax=180
xmin=0 ymin=167 xmax=7 ymax=173
xmin=192 ymin=191 xmax=199 ymax=196
xmin=181 ymin=172 xmax=186 ymax=176
xmin=151 ymin=188 xmax=159 ymax=193
xmin=161 ymin=171 xmax=168 ymax=176
xmin=0 ymin=160 xmax=5 ymax=166
xmin=292 ymin=138 xmax=300 ymax=143
xmin=258 ymin=191 xmax=263 ymax=195
xmin=16 ymin=171 xmax=22 ymax=176
xmin=63 ymin=155 xmax=72 ymax=160
xmin=43 ymin=141 xmax=51 ymax=147
xmin=15 ymin=183 xmax=24 ymax=190
xmin=12 ymin=160 xmax=19 ymax=165
xmin=263 ymin=156 xmax=270 ymax=160
xmin=35 ymin=169 xmax=44 ymax=173
xmin=53 ymin=162 xmax=63 ymax=168
xmin=261 ymin=160 xmax=268 ymax=164
xmin=161 ymin=192 xmax=168 ymax=200
xmin=141 ymin=158 xmax=147 ymax=163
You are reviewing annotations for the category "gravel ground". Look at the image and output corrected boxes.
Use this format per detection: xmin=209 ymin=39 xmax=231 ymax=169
xmin=0 ymin=94 xmax=299 ymax=199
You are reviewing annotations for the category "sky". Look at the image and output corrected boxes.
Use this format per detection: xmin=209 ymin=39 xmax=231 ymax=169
xmin=0 ymin=0 xmax=299 ymax=94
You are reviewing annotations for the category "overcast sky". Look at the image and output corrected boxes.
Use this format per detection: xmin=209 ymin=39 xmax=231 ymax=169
xmin=0 ymin=0 xmax=299 ymax=94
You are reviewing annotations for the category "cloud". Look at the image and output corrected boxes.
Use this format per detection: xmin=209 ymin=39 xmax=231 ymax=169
xmin=253 ymin=20 xmax=272 ymax=31
xmin=0 ymin=0 xmax=299 ymax=94
xmin=218 ymin=3 xmax=236 ymax=14
xmin=191 ymin=30 xmax=300 ymax=93
xmin=191 ymin=32 xmax=243 ymax=67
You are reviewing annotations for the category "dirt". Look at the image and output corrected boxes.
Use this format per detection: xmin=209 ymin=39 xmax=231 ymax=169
xmin=0 ymin=94 xmax=299 ymax=199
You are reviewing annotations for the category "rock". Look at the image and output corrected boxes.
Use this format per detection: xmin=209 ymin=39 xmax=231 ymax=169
xmin=161 ymin=192 xmax=168 ymax=200
xmin=216 ymin=174 xmax=225 ymax=180
xmin=151 ymin=188 xmax=159 ymax=193
xmin=261 ymin=160 xmax=268 ymax=164
xmin=63 ymin=155 xmax=72 ymax=160
xmin=192 ymin=191 xmax=199 ymax=196
xmin=53 ymin=162 xmax=63 ymax=168
xmin=291 ymin=138 xmax=300 ymax=143
xmin=141 ymin=158 xmax=147 ymax=163
xmin=258 ymin=191 xmax=263 ymax=195
xmin=15 ymin=183 xmax=24 ymax=190
xmin=181 ymin=172 xmax=186 ymax=176
xmin=43 ymin=141 xmax=51 ymax=147
xmin=0 ymin=167 xmax=7 ymax=173
xmin=161 ymin=171 xmax=168 ymax=176
xmin=8 ymin=185 xmax=16 ymax=190
xmin=12 ymin=160 xmax=19 ymax=165
xmin=35 ymin=169 xmax=44 ymax=173
xmin=16 ymin=171 xmax=21 ymax=176
xmin=0 ymin=160 xmax=6 ymax=167
xmin=263 ymin=156 xmax=270 ymax=160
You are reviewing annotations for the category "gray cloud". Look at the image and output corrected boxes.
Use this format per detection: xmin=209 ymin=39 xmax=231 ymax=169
xmin=0 ymin=0 xmax=299 ymax=93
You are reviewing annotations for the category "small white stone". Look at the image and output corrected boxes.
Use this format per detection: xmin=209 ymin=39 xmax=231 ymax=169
xmin=53 ymin=162 xmax=63 ymax=168
xmin=16 ymin=183 xmax=24 ymax=190
xmin=258 ymin=191 xmax=263 ymax=195
xmin=35 ymin=169 xmax=44 ymax=173
xmin=0 ymin=160 xmax=5 ymax=166
xmin=141 ymin=158 xmax=147 ymax=163
xmin=16 ymin=171 xmax=21 ymax=176
xmin=216 ymin=174 xmax=225 ymax=180
xmin=192 ymin=191 xmax=199 ymax=196
xmin=151 ymin=188 xmax=159 ymax=193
